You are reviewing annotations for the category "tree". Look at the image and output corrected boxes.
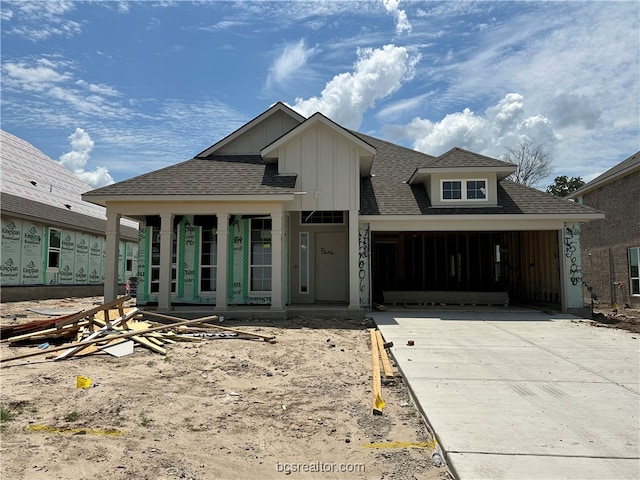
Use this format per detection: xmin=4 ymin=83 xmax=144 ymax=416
xmin=546 ymin=175 xmax=585 ymax=197
xmin=503 ymin=141 xmax=553 ymax=188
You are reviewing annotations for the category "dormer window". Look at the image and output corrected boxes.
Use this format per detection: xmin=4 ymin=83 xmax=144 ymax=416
xmin=442 ymin=181 xmax=462 ymax=200
xmin=441 ymin=179 xmax=488 ymax=202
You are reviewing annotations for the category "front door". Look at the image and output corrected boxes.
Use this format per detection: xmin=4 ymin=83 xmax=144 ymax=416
xmin=315 ymin=232 xmax=347 ymax=302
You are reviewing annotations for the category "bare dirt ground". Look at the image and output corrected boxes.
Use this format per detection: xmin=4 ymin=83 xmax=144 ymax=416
xmin=591 ymin=305 xmax=640 ymax=334
xmin=0 ymin=297 xmax=449 ymax=480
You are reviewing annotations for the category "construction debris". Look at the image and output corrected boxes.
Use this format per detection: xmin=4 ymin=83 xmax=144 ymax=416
xmin=0 ymin=296 xmax=276 ymax=367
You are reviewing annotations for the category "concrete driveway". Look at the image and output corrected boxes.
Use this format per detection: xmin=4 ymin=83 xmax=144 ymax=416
xmin=373 ymin=307 xmax=640 ymax=480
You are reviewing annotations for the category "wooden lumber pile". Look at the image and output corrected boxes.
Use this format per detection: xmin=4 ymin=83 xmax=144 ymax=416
xmin=0 ymin=296 xmax=276 ymax=366
xmin=370 ymin=328 xmax=395 ymax=415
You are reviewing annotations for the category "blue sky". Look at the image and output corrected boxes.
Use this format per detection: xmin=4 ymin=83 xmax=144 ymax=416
xmin=2 ymin=0 xmax=638 ymax=189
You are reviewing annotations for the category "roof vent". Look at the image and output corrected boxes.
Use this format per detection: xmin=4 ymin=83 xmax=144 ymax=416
xmin=29 ymin=180 xmax=37 ymax=186
xmin=64 ymin=204 xmax=72 ymax=210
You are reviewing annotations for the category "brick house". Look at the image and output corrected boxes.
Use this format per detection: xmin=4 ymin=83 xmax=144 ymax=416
xmin=570 ymin=152 xmax=640 ymax=308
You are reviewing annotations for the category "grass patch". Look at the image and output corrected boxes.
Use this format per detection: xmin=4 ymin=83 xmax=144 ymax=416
xmin=64 ymin=411 xmax=80 ymax=422
xmin=139 ymin=415 xmax=153 ymax=428
xmin=1 ymin=405 xmax=14 ymax=431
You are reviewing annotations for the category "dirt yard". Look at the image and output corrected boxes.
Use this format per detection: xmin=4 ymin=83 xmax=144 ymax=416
xmin=0 ymin=297 xmax=449 ymax=480
xmin=591 ymin=305 xmax=640 ymax=334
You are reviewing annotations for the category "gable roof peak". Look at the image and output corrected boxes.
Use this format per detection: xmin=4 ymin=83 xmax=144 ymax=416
xmin=196 ymin=102 xmax=306 ymax=158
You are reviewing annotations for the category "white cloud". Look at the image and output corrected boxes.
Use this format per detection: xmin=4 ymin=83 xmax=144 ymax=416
xmin=389 ymin=93 xmax=561 ymax=160
xmin=2 ymin=60 xmax=72 ymax=91
xmin=290 ymin=44 xmax=420 ymax=129
xmin=2 ymin=0 xmax=81 ymax=40
xmin=382 ymin=0 xmax=411 ymax=36
xmin=59 ymin=128 xmax=114 ymax=188
xmin=266 ymin=39 xmax=316 ymax=89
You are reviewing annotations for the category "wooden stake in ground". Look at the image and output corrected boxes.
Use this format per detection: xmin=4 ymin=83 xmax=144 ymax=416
xmin=370 ymin=329 xmax=385 ymax=415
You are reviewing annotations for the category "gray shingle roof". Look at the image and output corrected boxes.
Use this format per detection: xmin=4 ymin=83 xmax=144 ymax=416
xmin=82 ymin=124 xmax=600 ymax=219
xmin=429 ymin=147 xmax=516 ymax=169
xmin=84 ymin=155 xmax=297 ymax=197
xmin=570 ymin=151 xmax=640 ymax=197
xmin=1 ymin=192 xmax=138 ymax=241
xmin=355 ymin=134 xmax=600 ymax=216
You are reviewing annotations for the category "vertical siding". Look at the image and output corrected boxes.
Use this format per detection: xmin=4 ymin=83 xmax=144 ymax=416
xmin=281 ymin=123 xmax=356 ymax=211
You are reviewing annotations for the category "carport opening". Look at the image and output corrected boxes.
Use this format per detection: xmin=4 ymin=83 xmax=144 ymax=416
xmin=371 ymin=231 xmax=561 ymax=308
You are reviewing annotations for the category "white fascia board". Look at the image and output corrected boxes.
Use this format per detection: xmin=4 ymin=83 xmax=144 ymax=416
xmin=83 ymin=194 xmax=295 ymax=208
xmin=359 ymin=213 xmax=605 ymax=232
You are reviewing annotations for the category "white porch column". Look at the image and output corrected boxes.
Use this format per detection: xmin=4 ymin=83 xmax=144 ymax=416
xmin=348 ymin=210 xmax=360 ymax=309
xmin=104 ymin=209 xmax=121 ymax=302
xmin=271 ymin=210 xmax=284 ymax=310
xmin=216 ymin=213 xmax=229 ymax=310
xmin=158 ymin=213 xmax=174 ymax=311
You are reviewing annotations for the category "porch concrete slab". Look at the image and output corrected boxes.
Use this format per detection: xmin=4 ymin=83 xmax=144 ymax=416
xmin=373 ymin=308 xmax=640 ymax=480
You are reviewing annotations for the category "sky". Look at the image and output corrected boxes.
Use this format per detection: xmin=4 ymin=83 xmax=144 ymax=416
xmin=1 ymin=0 xmax=639 ymax=190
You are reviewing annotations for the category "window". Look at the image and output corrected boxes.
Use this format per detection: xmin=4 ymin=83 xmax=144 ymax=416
xmin=250 ymin=219 xmax=272 ymax=292
xmin=441 ymin=179 xmax=488 ymax=201
xmin=299 ymin=232 xmax=309 ymax=293
xmin=630 ymin=247 xmax=640 ymax=295
xmin=200 ymin=227 xmax=217 ymax=292
xmin=149 ymin=227 xmax=177 ymax=294
xmin=442 ymin=181 xmax=462 ymax=200
xmin=301 ymin=211 xmax=344 ymax=224
xmin=467 ymin=180 xmax=487 ymax=199
xmin=48 ymin=228 xmax=61 ymax=268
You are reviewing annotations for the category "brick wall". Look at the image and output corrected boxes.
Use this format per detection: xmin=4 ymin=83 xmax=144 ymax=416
xmin=579 ymin=171 xmax=640 ymax=307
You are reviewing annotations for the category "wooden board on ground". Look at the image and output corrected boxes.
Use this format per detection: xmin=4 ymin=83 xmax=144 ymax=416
xmin=370 ymin=329 xmax=385 ymax=415
xmin=1 ymin=315 xmax=219 ymax=366
xmin=375 ymin=330 xmax=395 ymax=379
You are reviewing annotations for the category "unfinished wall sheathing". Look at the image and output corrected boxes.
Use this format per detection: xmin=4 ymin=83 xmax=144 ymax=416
xmin=1 ymin=130 xmax=138 ymax=293
xmin=136 ymin=215 xmax=285 ymax=306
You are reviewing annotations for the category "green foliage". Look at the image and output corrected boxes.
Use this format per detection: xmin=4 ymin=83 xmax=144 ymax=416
xmin=546 ymin=175 xmax=585 ymax=197
xmin=64 ymin=411 xmax=80 ymax=422
xmin=1 ymin=405 xmax=14 ymax=430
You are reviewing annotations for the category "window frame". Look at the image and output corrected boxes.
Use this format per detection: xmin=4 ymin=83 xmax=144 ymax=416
xmin=149 ymin=226 xmax=177 ymax=295
xmin=440 ymin=178 xmax=488 ymax=202
xmin=199 ymin=226 xmax=218 ymax=295
xmin=47 ymin=228 xmax=61 ymax=269
xmin=300 ymin=211 xmax=345 ymax=224
xmin=629 ymin=246 xmax=640 ymax=296
xmin=249 ymin=218 xmax=272 ymax=294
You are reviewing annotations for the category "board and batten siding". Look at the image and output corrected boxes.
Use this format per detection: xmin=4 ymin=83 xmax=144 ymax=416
xmin=216 ymin=110 xmax=301 ymax=155
xmin=279 ymin=123 xmax=359 ymax=212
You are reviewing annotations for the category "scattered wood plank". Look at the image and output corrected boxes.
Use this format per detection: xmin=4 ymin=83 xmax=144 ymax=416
xmin=375 ymin=330 xmax=394 ymax=379
xmin=143 ymin=311 xmax=276 ymax=343
xmin=55 ymin=309 xmax=139 ymax=360
xmin=6 ymin=321 xmax=90 ymax=344
xmin=370 ymin=329 xmax=385 ymax=415
xmin=91 ymin=315 xmax=166 ymax=355
xmin=54 ymin=296 xmax=131 ymax=328
xmin=0 ymin=315 xmax=219 ymax=366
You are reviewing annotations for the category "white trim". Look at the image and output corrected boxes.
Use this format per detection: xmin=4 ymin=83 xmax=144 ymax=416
xmin=83 ymin=194 xmax=296 ymax=207
xmin=440 ymin=178 xmax=488 ymax=202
